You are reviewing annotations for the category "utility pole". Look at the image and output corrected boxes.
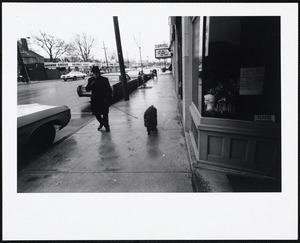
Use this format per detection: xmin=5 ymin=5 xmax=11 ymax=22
xmin=102 ymin=41 xmax=109 ymax=73
xmin=126 ymin=52 xmax=129 ymax=68
xmin=133 ymin=33 xmax=143 ymax=72
xmin=113 ymin=16 xmax=129 ymax=101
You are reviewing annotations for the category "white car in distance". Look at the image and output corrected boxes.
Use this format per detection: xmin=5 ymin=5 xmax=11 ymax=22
xmin=61 ymin=71 xmax=86 ymax=81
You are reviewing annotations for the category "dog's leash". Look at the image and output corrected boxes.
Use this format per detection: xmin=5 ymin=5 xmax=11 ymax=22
xmin=111 ymin=105 xmax=139 ymax=119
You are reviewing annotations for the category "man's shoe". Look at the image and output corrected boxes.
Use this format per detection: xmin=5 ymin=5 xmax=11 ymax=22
xmin=105 ymin=127 xmax=110 ymax=132
xmin=97 ymin=125 xmax=103 ymax=131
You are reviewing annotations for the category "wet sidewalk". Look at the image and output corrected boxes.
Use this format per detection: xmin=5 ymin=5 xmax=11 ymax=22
xmin=18 ymin=72 xmax=195 ymax=192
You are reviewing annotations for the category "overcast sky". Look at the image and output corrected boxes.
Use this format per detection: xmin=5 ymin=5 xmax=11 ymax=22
xmin=12 ymin=3 xmax=171 ymax=62
xmin=7 ymin=2 xmax=296 ymax=63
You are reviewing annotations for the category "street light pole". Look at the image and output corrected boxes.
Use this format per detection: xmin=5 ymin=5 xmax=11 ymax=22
xmin=133 ymin=33 xmax=143 ymax=72
xmin=139 ymin=46 xmax=143 ymax=70
xmin=126 ymin=52 xmax=129 ymax=68
xmin=102 ymin=41 xmax=109 ymax=73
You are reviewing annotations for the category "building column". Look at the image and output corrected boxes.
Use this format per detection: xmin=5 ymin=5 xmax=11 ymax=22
xmin=182 ymin=17 xmax=192 ymax=132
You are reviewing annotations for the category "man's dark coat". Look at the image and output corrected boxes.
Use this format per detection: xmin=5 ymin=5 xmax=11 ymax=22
xmin=86 ymin=75 xmax=112 ymax=115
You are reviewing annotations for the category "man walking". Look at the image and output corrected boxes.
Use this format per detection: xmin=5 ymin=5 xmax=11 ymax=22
xmin=86 ymin=66 xmax=112 ymax=131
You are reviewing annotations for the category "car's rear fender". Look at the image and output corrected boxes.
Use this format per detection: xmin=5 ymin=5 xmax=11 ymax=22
xmin=18 ymin=121 xmax=55 ymax=149
xmin=28 ymin=119 xmax=65 ymax=140
xmin=30 ymin=121 xmax=56 ymax=137
xmin=20 ymin=108 xmax=70 ymax=137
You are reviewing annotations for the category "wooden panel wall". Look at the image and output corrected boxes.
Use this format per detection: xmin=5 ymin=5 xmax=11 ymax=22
xmin=198 ymin=129 xmax=280 ymax=177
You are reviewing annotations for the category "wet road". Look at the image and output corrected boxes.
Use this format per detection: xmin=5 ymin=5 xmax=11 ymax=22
xmin=18 ymin=78 xmax=94 ymax=143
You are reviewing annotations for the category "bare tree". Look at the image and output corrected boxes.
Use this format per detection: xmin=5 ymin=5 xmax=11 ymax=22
xmin=72 ymin=33 xmax=95 ymax=62
xmin=32 ymin=30 xmax=72 ymax=62
xmin=68 ymin=55 xmax=81 ymax=62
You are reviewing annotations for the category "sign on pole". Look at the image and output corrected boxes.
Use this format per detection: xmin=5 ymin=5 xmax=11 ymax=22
xmin=155 ymin=49 xmax=171 ymax=59
xmin=154 ymin=43 xmax=171 ymax=59
xmin=155 ymin=43 xmax=168 ymax=49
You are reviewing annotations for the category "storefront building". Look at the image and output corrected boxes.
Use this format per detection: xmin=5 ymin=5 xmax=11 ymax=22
xmin=169 ymin=16 xmax=281 ymax=183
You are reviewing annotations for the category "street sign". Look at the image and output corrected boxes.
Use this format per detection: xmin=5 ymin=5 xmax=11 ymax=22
xmin=57 ymin=63 xmax=68 ymax=68
xmin=43 ymin=62 xmax=97 ymax=69
xmin=44 ymin=63 xmax=57 ymax=69
xmin=155 ymin=43 xmax=168 ymax=49
xmin=155 ymin=48 xmax=171 ymax=59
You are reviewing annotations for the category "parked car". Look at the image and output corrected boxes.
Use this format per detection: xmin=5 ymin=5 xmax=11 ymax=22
xmin=125 ymin=68 xmax=139 ymax=79
xmin=77 ymin=73 xmax=132 ymax=98
xmin=61 ymin=71 xmax=86 ymax=81
xmin=18 ymin=103 xmax=71 ymax=155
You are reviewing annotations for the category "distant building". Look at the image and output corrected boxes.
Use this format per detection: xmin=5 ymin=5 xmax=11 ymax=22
xmin=44 ymin=58 xmax=61 ymax=62
xmin=17 ymin=38 xmax=61 ymax=81
xmin=17 ymin=38 xmax=44 ymax=64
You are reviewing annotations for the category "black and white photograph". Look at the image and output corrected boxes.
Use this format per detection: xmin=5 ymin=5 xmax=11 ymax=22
xmin=2 ymin=2 xmax=298 ymax=241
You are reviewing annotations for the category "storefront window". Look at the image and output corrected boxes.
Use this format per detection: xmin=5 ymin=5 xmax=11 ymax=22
xmin=201 ymin=17 xmax=281 ymax=123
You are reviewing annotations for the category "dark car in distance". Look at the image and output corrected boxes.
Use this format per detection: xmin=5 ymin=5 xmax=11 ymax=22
xmin=77 ymin=73 xmax=132 ymax=97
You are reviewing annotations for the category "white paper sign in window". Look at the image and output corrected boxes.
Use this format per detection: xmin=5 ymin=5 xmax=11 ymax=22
xmin=239 ymin=67 xmax=265 ymax=95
